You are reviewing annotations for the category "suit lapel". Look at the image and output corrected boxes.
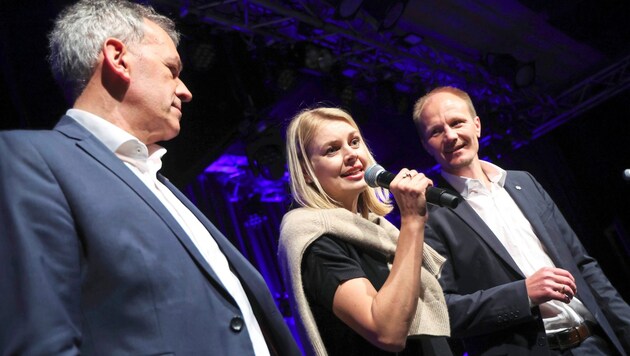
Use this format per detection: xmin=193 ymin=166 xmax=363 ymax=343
xmin=442 ymin=171 xmax=572 ymax=275
xmin=158 ymin=174 xmax=267 ymax=310
xmin=55 ymin=117 xmax=230 ymax=294
xmin=504 ymin=174 xmax=566 ymax=267
xmin=453 ymin=198 xmax=525 ymax=276
xmin=438 ymin=177 xmax=525 ymax=276
xmin=158 ymin=175 xmax=259 ymax=281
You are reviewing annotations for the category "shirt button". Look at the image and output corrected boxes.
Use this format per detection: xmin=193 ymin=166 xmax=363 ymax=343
xmin=230 ymin=316 xmax=244 ymax=332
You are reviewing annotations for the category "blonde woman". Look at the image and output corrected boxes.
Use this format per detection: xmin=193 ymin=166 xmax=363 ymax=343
xmin=278 ymin=107 xmax=452 ymax=356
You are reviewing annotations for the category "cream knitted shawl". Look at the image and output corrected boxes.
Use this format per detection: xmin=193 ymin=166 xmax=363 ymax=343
xmin=278 ymin=207 xmax=450 ymax=356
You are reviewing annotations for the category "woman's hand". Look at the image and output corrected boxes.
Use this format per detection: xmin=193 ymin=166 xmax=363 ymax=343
xmin=388 ymin=169 xmax=433 ymax=218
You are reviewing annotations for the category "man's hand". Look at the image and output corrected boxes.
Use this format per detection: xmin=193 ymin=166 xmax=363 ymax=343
xmin=526 ymin=267 xmax=576 ymax=306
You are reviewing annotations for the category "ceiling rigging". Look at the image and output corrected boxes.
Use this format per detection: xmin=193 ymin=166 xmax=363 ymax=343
xmin=150 ymin=0 xmax=630 ymax=149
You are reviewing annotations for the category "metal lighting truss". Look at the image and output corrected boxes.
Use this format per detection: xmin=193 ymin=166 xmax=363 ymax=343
xmin=149 ymin=3 xmax=523 ymax=107
xmin=529 ymin=53 xmax=630 ymax=139
xmin=149 ymin=0 xmax=629 ymax=143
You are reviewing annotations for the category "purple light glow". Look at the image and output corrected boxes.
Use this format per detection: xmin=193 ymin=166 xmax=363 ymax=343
xmin=342 ymin=68 xmax=359 ymax=78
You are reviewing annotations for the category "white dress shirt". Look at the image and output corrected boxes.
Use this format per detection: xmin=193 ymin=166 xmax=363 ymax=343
xmin=67 ymin=109 xmax=269 ymax=356
xmin=443 ymin=161 xmax=594 ymax=334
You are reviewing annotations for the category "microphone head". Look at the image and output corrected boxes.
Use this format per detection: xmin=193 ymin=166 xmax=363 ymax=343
xmin=364 ymin=164 xmax=385 ymax=188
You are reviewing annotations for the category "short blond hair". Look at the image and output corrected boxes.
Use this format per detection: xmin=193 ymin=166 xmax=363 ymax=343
xmin=285 ymin=107 xmax=392 ymax=218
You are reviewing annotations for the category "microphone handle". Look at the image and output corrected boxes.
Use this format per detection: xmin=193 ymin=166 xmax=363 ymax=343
xmin=376 ymin=170 xmax=460 ymax=208
xmin=426 ymin=186 xmax=460 ymax=208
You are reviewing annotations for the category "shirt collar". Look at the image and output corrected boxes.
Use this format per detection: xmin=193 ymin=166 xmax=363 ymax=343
xmin=66 ymin=108 xmax=166 ymax=174
xmin=441 ymin=160 xmax=507 ymax=198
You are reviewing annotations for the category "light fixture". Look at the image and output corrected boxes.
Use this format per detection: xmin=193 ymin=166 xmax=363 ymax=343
xmin=277 ymin=68 xmax=296 ymax=91
xmin=362 ymin=0 xmax=409 ymax=31
xmin=340 ymin=85 xmax=355 ymax=107
xmin=483 ymin=53 xmax=536 ymax=88
xmin=401 ymin=32 xmax=423 ymax=47
xmin=304 ymin=45 xmax=335 ymax=72
xmin=324 ymin=0 xmax=365 ymax=19
xmin=514 ymin=61 xmax=536 ymax=88
xmin=190 ymin=42 xmax=216 ymax=71
xmin=245 ymin=129 xmax=286 ymax=181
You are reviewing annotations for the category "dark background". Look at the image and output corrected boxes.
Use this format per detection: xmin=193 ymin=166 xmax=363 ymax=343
xmin=2 ymin=0 xmax=629 ymax=332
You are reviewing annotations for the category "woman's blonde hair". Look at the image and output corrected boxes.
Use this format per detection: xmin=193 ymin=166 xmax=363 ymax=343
xmin=285 ymin=107 xmax=392 ymax=218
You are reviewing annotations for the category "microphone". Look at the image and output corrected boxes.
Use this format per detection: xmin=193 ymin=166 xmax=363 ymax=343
xmin=364 ymin=164 xmax=460 ymax=208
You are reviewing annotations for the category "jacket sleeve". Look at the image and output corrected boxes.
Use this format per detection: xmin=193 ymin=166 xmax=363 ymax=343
xmin=0 ymin=133 xmax=82 ymax=355
xmin=424 ymin=224 xmax=537 ymax=338
xmin=526 ymin=172 xmax=630 ymax=351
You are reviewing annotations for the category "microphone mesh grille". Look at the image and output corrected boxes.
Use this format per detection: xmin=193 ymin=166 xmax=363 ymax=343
xmin=364 ymin=164 xmax=384 ymax=188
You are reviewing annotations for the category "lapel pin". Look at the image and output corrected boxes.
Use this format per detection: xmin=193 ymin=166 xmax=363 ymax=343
xmin=515 ymin=185 xmax=522 ymax=190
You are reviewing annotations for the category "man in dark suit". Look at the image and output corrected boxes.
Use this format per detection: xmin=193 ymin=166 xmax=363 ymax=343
xmin=412 ymin=86 xmax=630 ymax=355
xmin=0 ymin=1 xmax=300 ymax=355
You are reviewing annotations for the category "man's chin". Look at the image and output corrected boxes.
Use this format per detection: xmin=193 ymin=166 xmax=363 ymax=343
xmin=168 ymin=129 xmax=181 ymax=141
xmin=160 ymin=125 xmax=181 ymax=142
xmin=441 ymin=157 xmax=471 ymax=172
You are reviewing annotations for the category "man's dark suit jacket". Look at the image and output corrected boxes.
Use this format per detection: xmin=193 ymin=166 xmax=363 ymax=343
xmin=0 ymin=116 xmax=301 ymax=355
xmin=425 ymin=170 xmax=630 ymax=356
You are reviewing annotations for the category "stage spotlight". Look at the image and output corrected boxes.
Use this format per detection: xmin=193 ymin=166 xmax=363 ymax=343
xmin=514 ymin=61 xmax=536 ymax=88
xmin=246 ymin=129 xmax=286 ymax=181
xmin=277 ymin=68 xmax=296 ymax=91
xmin=363 ymin=0 xmax=409 ymax=31
xmin=340 ymin=85 xmax=355 ymax=107
xmin=325 ymin=0 xmax=365 ymax=19
xmin=304 ymin=45 xmax=335 ymax=72
xmin=191 ymin=42 xmax=216 ymax=71
xmin=483 ymin=53 xmax=536 ymax=88
xmin=401 ymin=32 xmax=424 ymax=47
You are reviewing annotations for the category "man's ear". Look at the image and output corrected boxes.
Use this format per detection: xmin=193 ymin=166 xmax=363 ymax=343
xmin=418 ymin=132 xmax=436 ymax=158
xmin=473 ymin=116 xmax=481 ymax=138
xmin=102 ymin=38 xmax=130 ymax=83
xmin=416 ymin=126 xmax=429 ymax=151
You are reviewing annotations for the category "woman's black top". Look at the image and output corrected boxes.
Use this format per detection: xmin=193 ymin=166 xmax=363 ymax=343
xmin=301 ymin=235 xmax=452 ymax=356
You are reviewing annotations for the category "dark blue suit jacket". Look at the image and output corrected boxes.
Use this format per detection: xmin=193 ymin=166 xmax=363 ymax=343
xmin=425 ymin=170 xmax=630 ymax=356
xmin=0 ymin=116 xmax=300 ymax=355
